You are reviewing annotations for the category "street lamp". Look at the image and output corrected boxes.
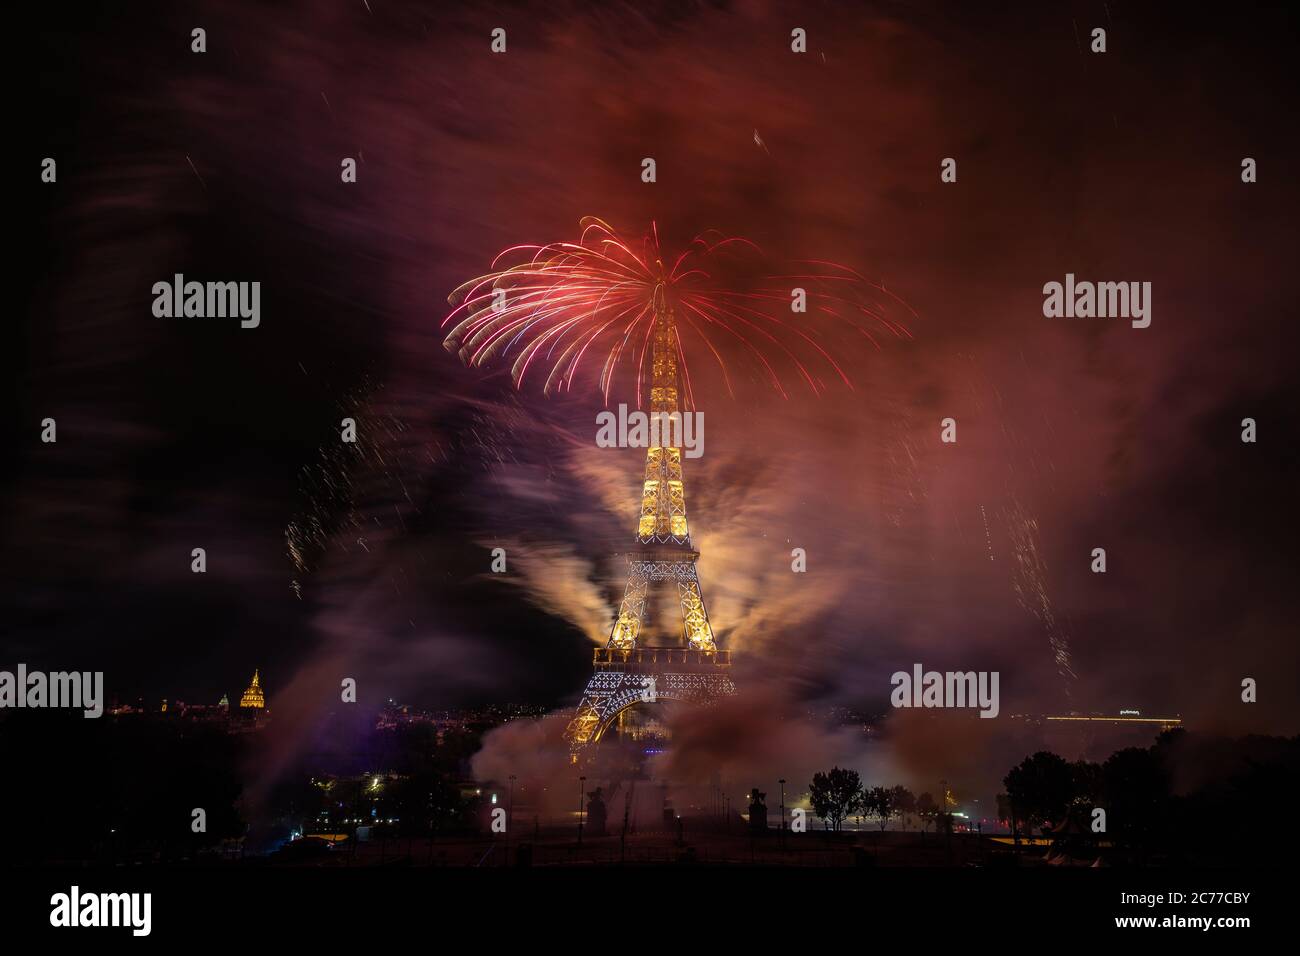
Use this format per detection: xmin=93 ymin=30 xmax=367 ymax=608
xmin=779 ymin=778 xmax=787 ymax=849
xmin=507 ymin=774 xmax=516 ymax=861
xmin=578 ymin=775 xmax=586 ymax=846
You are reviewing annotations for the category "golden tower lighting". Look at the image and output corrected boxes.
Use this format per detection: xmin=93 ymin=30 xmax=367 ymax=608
xmin=239 ymin=669 xmax=266 ymax=709
xmin=565 ymin=286 xmax=734 ymax=754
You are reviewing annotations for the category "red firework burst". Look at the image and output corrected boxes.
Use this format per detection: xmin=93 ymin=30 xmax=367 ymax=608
xmin=444 ymin=217 xmax=914 ymax=407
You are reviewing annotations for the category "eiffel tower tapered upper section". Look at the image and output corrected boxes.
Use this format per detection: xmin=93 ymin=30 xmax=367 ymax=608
xmin=636 ymin=304 xmax=691 ymax=546
xmin=605 ymin=291 xmax=716 ymax=654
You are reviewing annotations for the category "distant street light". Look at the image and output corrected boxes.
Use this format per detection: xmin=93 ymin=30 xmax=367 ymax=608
xmin=578 ymin=775 xmax=587 ymax=846
xmin=507 ymin=774 xmax=516 ymax=862
xmin=779 ymin=778 xmax=787 ymax=850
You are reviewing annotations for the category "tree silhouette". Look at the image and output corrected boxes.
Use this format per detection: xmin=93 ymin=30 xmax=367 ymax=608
xmin=1004 ymin=751 xmax=1073 ymax=839
xmin=891 ymin=785 xmax=916 ymax=830
xmin=863 ymin=785 xmax=897 ymax=831
xmin=808 ymin=766 xmax=862 ymax=833
xmin=1102 ymin=747 xmax=1168 ymax=855
xmin=915 ymin=791 xmax=937 ymax=833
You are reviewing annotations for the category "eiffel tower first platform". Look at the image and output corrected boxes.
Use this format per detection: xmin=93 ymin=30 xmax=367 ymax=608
xmin=564 ymin=290 xmax=736 ymax=757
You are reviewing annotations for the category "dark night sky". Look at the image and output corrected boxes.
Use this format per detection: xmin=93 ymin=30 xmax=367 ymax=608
xmin=7 ymin=1 xmax=1299 ymax=796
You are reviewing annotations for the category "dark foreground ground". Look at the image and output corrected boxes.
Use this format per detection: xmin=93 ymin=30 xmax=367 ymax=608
xmin=264 ymin=827 xmax=1137 ymax=868
xmin=8 ymin=826 xmax=1280 ymax=940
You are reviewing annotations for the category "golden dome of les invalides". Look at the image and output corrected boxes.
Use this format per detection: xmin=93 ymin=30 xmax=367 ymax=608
xmin=239 ymin=669 xmax=265 ymax=709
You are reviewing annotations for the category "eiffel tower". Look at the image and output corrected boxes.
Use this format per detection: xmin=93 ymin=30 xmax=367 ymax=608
xmin=565 ymin=287 xmax=736 ymax=757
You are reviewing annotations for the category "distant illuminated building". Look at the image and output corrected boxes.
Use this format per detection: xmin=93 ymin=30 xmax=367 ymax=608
xmin=239 ymin=670 xmax=266 ymax=709
xmin=1044 ymin=712 xmax=1181 ymax=731
xmin=218 ymin=693 xmax=229 ymax=710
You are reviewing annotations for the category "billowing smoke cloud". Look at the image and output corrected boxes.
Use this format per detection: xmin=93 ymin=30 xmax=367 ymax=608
xmin=481 ymin=539 xmax=613 ymax=645
xmin=12 ymin=0 xmax=1298 ymax=829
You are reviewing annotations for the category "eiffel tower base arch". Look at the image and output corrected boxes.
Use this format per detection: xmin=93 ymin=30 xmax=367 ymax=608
xmin=565 ymin=648 xmax=736 ymax=759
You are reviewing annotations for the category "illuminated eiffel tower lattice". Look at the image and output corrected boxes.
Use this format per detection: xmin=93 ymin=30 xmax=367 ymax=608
xmin=565 ymin=291 xmax=736 ymax=757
